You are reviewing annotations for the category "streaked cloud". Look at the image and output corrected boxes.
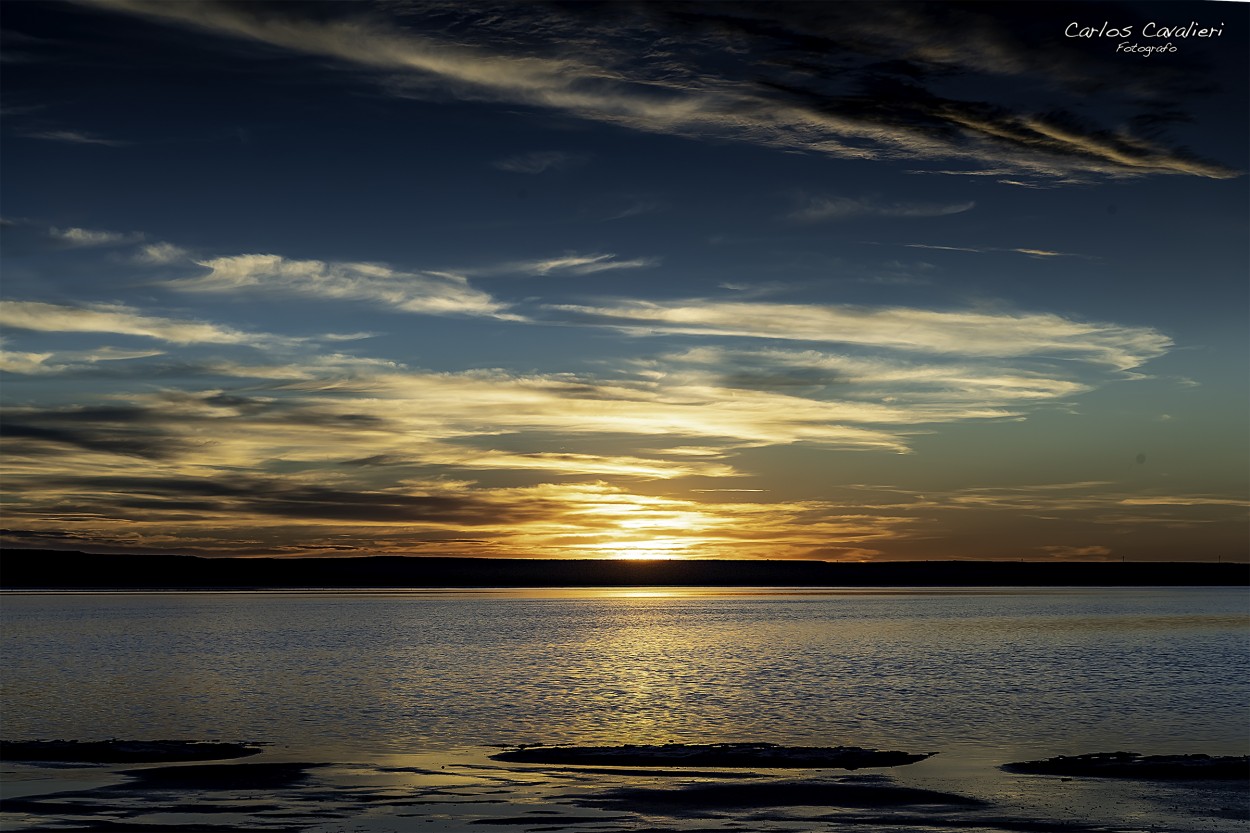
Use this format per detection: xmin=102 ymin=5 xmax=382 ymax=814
xmin=407 ymin=447 xmax=737 ymax=480
xmin=134 ymin=242 xmax=191 ymax=264
xmin=906 ymin=243 xmax=1089 ymax=259
xmin=513 ymin=252 xmax=659 ymax=276
xmin=0 ymin=300 xmax=294 ymax=346
xmin=903 ymin=244 xmax=983 ymax=254
xmin=83 ymin=0 xmax=1238 ymax=182
xmin=0 ymin=473 xmax=913 ymax=560
xmin=789 ymin=195 xmax=975 ymax=223
xmin=1119 ymin=496 xmax=1250 ymax=508
xmin=1038 ymin=544 xmax=1112 ymax=560
xmin=20 ymin=128 xmax=127 ymax=146
xmin=0 ymin=345 xmax=164 ymax=375
xmin=166 ymin=253 xmax=515 ymax=318
xmin=493 ymin=150 xmax=590 ymax=174
xmin=49 ymin=226 xmax=135 ymax=247
xmin=661 ymin=346 xmax=1093 ymax=409
xmin=935 ymin=485 xmax=1250 ymax=515
xmin=596 ymin=198 xmax=663 ymax=222
xmin=551 ymin=300 xmax=1171 ymax=370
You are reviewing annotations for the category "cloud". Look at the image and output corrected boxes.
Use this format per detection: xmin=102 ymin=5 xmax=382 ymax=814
xmin=134 ymin=242 xmax=191 ymax=264
xmin=789 ymin=195 xmax=974 ymax=222
xmin=0 ymin=469 xmax=914 ymax=559
xmin=903 ymin=244 xmax=983 ymax=254
xmin=275 ymin=367 xmax=915 ymax=452
xmin=0 ymin=318 xmax=1154 ymax=494
xmin=1038 ymin=544 xmax=1113 ymax=560
xmin=49 ymin=226 xmax=135 ymax=247
xmin=905 ymin=243 xmax=1089 ymax=258
xmin=1119 ymin=496 xmax=1250 ymax=508
xmin=13 ymin=472 xmax=537 ymax=525
xmin=0 ymin=334 xmax=1226 ymax=559
xmin=0 ymin=345 xmax=164 ymax=375
xmin=83 ymin=0 xmax=1239 ymax=182
xmin=931 ymin=485 xmax=1250 ymax=516
xmin=663 ymin=346 xmax=1093 ymax=409
xmin=1 ymin=405 xmax=191 ymax=460
xmin=402 ymin=447 xmax=738 ymax=480
xmin=596 ymin=198 xmax=663 ymax=222
xmin=550 ymin=300 xmax=1172 ymax=370
xmin=0 ymin=350 xmax=55 ymax=375
xmin=493 ymin=150 xmax=590 ymax=174
xmin=1010 ymin=249 xmax=1068 ymax=258
xmin=20 ymin=129 xmax=127 ymax=146
xmin=166 ymin=253 xmax=514 ymax=318
xmin=513 ymin=252 xmax=659 ymax=276
xmin=0 ymin=300 xmax=296 ymax=346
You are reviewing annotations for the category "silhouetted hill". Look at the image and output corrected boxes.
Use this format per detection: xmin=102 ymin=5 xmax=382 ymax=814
xmin=1 ymin=550 xmax=1245 ymax=588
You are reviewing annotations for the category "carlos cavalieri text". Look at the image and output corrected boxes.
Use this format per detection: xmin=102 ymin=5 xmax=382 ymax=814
xmin=1065 ymin=20 xmax=1225 ymax=56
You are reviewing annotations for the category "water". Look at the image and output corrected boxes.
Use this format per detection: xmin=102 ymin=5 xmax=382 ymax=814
xmin=2 ymin=587 xmax=1248 ymax=832
xmin=3 ymin=587 xmax=1247 ymax=758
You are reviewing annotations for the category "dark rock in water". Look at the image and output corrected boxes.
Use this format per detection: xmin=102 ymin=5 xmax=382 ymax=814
xmin=490 ymin=742 xmax=933 ymax=769
xmin=1002 ymin=751 xmax=1250 ymax=780
xmin=587 ymin=778 xmax=984 ymax=810
xmin=0 ymin=739 xmax=263 ymax=764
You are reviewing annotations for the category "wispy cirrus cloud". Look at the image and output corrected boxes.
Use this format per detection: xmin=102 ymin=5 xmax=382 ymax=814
xmin=493 ymin=150 xmax=590 ymax=174
xmin=661 ymin=346 xmax=1093 ymax=408
xmin=514 ymin=252 xmax=659 ymax=276
xmin=0 ymin=300 xmax=298 ymax=347
xmin=166 ymin=253 xmax=515 ymax=318
xmin=789 ymin=195 xmax=975 ymax=223
xmin=82 ymin=0 xmax=1239 ymax=182
xmin=134 ymin=242 xmax=191 ymax=264
xmin=931 ymin=484 xmax=1250 ymax=515
xmin=1119 ymin=496 xmax=1250 ymax=508
xmin=49 ymin=226 xmax=137 ymax=247
xmin=20 ymin=128 xmax=127 ymax=146
xmin=1037 ymin=544 xmax=1112 ymax=560
xmin=905 ymin=243 xmax=1090 ymax=259
xmin=0 ymin=345 xmax=163 ymax=375
xmin=550 ymin=300 xmax=1171 ymax=370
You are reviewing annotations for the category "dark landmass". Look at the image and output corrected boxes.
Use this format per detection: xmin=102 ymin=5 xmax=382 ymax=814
xmin=491 ymin=742 xmax=932 ymax=769
xmin=1003 ymin=752 xmax=1250 ymax=780
xmin=1 ymin=549 xmax=1245 ymax=588
xmin=585 ymin=778 xmax=985 ymax=809
xmin=0 ymin=740 xmax=263 ymax=764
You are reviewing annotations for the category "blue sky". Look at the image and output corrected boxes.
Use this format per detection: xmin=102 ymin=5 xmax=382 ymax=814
xmin=2 ymin=1 xmax=1246 ymax=561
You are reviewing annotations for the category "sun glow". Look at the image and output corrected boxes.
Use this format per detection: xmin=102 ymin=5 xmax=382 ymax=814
xmin=604 ymin=549 xmax=680 ymax=561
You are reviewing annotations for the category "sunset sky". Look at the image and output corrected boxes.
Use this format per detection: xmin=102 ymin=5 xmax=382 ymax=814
xmin=2 ymin=1 xmax=1246 ymax=562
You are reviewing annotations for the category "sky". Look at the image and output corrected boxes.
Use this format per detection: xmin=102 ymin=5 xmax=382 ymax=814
xmin=1 ymin=0 xmax=1246 ymax=562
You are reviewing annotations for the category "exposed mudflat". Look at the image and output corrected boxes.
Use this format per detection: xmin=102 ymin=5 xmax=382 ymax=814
xmin=2 ymin=744 xmax=1246 ymax=833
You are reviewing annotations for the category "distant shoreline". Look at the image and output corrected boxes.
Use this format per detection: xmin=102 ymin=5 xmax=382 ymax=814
xmin=2 ymin=549 xmax=1246 ymax=589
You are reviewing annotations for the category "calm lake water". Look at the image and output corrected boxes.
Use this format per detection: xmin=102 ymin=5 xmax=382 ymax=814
xmin=3 ymin=587 xmax=1248 ymax=757
xmin=2 ymin=587 xmax=1248 ymax=832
